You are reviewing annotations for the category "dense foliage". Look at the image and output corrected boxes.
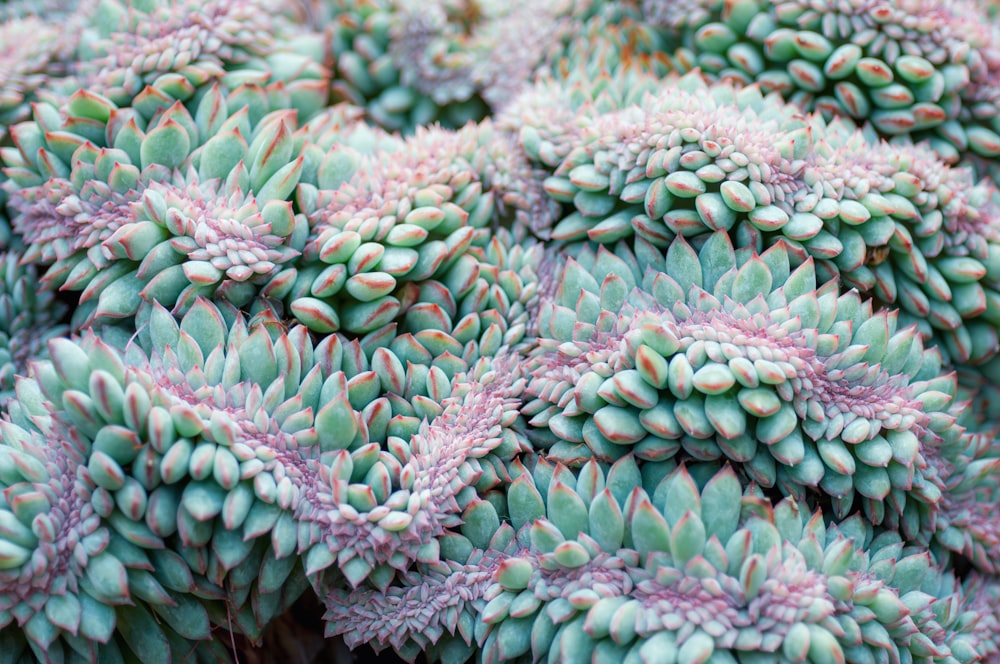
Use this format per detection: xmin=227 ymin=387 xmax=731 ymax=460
xmin=3 ymin=0 xmax=1000 ymax=662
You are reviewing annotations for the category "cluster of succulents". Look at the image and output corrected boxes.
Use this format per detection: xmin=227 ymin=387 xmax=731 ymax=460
xmin=642 ymin=0 xmax=1000 ymax=171
xmin=5 ymin=0 xmax=1000 ymax=663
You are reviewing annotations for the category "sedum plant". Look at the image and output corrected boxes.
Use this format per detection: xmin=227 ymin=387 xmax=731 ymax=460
xmin=3 ymin=2 xmax=1000 ymax=664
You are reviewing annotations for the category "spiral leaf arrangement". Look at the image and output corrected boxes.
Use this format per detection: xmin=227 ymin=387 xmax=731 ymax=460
xmin=2 ymin=1 xmax=1000 ymax=663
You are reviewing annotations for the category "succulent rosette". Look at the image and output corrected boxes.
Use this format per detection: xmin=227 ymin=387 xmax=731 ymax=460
xmin=65 ymin=0 xmax=315 ymax=108
xmin=525 ymin=231 xmax=965 ymax=541
xmin=641 ymin=0 xmax=1000 ymax=186
xmin=495 ymin=69 xmax=665 ymax=180
xmin=320 ymin=0 xmax=583 ymax=132
xmin=3 ymin=62 xmax=328 ymax=254
xmin=512 ymin=73 xmax=1000 ymax=365
xmin=84 ymin=158 xmax=306 ymax=325
xmin=322 ymin=0 xmax=485 ymax=131
xmin=0 ymin=294 xmax=536 ymax=656
xmin=0 ymin=334 xmax=240 ymax=661
xmin=493 ymin=9 xmax=673 ymax=212
xmin=2 ymin=73 xmax=331 ymax=325
xmin=487 ymin=458 xmax=981 ymax=664
xmin=0 ymin=251 xmax=69 ymax=403
xmin=289 ymin=121 xmax=553 ymax=335
xmin=644 ymin=0 xmax=997 ymax=162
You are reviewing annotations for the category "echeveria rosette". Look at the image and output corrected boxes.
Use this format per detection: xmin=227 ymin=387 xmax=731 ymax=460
xmin=806 ymin=120 xmax=1000 ymax=366
xmin=0 ymin=15 xmax=74 ymax=130
xmin=7 ymin=312 xmax=323 ymax=646
xmin=958 ymin=574 xmax=1000 ymax=660
xmin=525 ymin=231 xmax=961 ymax=541
xmin=67 ymin=0 xmax=314 ymax=108
xmin=302 ymin=351 xmax=530 ymax=599
xmin=495 ymin=6 xmax=675 ymax=179
xmin=525 ymin=73 xmax=1000 ymax=365
xmin=647 ymin=0 xmax=993 ymax=161
xmin=474 ymin=459 xmax=979 ymax=664
xmin=124 ymin=299 xmax=433 ymax=608
xmin=0 ymin=294 xmax=521 ymax=650
xmin=321 ymin=0 xmax=482 ymax=131
xmin=495 ymin=69 xmax=667 ymax=197
xmin=0 ymin=410 xmax=124 ymax=660
xmin=538 ymin=75 xmax=808 ymax=243
xmin=20 ymin=291 xmax=536 ymax=617
xmin=2 ymin=68 xmax=328 ymax=259
xmin=290 ymin=122 xmax=552 ymax=335
xmin=2 ymin=52 xmax=328 ymax=195
xmin=90 ymin=162 xmax=306 ymax=323
xmin=321 ymin=0 xmax=582 ymax=132
xmin=0 ymin=251 xmax=69 ymax=403
xmin=3 ymin=81 xmax=327 ymax=326
xmin=0 ymin=339 xmax=237 ymax=662
xmin=321 ymin=350 xmax=540 ymax=661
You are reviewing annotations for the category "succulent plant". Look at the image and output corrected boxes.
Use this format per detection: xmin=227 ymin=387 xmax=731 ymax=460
xmin=0 ymin=332 xmax=242 ymax=661
xmin=0 ymin=251 xmax=68 ymax=403
xmin=3 ymin=67 xmax=328 ymax=323
xmin=290 ymin=122 xmax=553 ymax=334
xmin=2 ymin=3 xmax=1000 ymax=663
xmin=644 ymin=0 xmax=1000 ymax=165
xmin=509 ymin=72 xmax=1000 ymax=366
xmin=66 ymin=0 xmax=314 ymax=107
xmin=527 ymin=231 xmax=965 ymax=539
xmin=475 ymin=458 xmax=980 ymax=664
xmin=318 ymin=0 xmax=585 ymax=132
